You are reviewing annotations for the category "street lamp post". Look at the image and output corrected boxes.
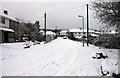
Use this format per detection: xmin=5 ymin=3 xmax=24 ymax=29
xmin=78 ymin=15 xmax=84 ymax=47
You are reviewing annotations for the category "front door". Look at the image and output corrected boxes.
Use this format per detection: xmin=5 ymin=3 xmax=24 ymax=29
xmin=4 ymin=31 xmax=9 ymax=43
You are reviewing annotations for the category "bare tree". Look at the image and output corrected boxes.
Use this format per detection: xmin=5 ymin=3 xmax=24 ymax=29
xmin=91 ymin=0 xmax=120 ymax=31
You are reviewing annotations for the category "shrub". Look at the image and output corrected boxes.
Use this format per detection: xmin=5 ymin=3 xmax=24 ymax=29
xmin=94 ymin=35 xmax=120 ymax=49
xmin=104 ymin=36 xmax=120 ymax=49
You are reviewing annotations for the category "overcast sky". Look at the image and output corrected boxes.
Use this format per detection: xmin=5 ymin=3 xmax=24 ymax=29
xmin=1 ymin=0 xmax=103 ymax=30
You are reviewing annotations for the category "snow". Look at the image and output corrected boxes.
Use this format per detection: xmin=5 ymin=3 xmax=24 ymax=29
xmin=46 ymin=31 xmax=56 ymax=35
xmin=39 ymin=30 xmax=44 ymax=33
xmin=91 ymin=34 xmax=99 ymax=37
xmin=95 ymin=31 xmax=100 ymax=34
xmin=0 ymin=38 xmax=118 ymax=76
xmin=0 ymin=14 xmax=18 ymax=22
xmin=60 ymin=30 xmax=68 ymax=33
xmin=0 ymin=27 xmax=14 ymax=32
xmin=69 ymin=29 xmax=82 ymax=32
xmin=69 ymin=29 xmax=95 ymax=33
xmin=75 ymin=36 xmax=82 ymax=39
xmin=111 ymin=30 xmax=118 ymax=34
xmin=60 ymin=30 xmax=68 ymax=36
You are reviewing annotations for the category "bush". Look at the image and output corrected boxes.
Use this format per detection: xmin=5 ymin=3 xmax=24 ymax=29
xmin=104 ymin=36 xmax=120 ymax=49
xmin=94 ymin=35 xmax=120 ymax=49
xmin=94 ymin=37 xmax=106 ymax=46
xmin=68 ymin=36 xmax=77 ymax=41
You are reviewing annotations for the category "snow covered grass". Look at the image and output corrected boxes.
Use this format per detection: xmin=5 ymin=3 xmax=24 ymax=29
xmin=0 ymin=37 xmax=118 ymax=76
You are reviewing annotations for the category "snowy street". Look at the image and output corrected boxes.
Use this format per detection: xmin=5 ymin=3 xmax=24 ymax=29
xmin=1 ymin=38 xmax=118 ymax=76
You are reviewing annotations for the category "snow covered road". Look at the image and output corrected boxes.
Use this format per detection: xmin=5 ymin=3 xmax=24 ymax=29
xmin=1 ymin=38 xmax=118 ymax=76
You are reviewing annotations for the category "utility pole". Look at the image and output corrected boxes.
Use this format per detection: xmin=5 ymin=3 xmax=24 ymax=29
xmin=56 ymin=26 xmax=57 ymax=30
xmin=44 ymin=12 xmax=47 ymax=42
xmin=86 ymin=4 xmax=89 ymax=46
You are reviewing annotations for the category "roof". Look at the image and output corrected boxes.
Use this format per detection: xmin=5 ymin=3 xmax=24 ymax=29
xmin=0 ymin=27 xmax=14 ymax=32
xmin=111 ymin=30 xmax=118 ymax=34
xmin=0 ymin=14 xmax=18 ymax=22
xmin=46 ymin=31 xmax=56 ymax=35
xmin=69 ymin=29 xmax=82 ymax=32
xmin=60 ymin=30 xmax=68 ymax=33
xmin=69 ymin=29 xmax=95 ymax=33
xmin=84 ymin=29 xmax=95 ymax=33
xmin=39 ymin=30 xmax=44 ymax=33
xmin=91 ymin=34 xmax=99 ymax=37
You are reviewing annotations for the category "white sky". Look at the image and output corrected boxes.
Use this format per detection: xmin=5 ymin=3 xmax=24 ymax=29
xmin=1 ymin=0 xmax=103 ymax=29
xmin=1 ymin=0 xmax=91 ymax=2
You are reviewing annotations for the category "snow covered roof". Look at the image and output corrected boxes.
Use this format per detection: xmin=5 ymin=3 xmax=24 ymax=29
xmin=46 ymin=31 xmax=56 ymax=35
xmin=0 ymin=14 xmax=18 ymax=22
xmin=0 ymin=27 xmax=14 ymax=32
xmin=83 ymin=29 xmax=95 ymax=33
xmin=69 ymin=29 xmax=82 ymax=32
xmin=111 ymin=30 xmax=118 ymax=34
xmin=60 ymin=30 xmax=68 ymax=33
xmin=95 ymin=31 xmax=100 ymax=34
xmin=39 ymin=30 xmax=44 ymax=33
xmin=69 ymin=29 xmax=95 ymax=33
xmin=91 ymin=34 xmax=99 ymax=37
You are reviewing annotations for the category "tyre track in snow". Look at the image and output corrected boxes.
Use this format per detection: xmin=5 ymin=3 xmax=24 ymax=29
xmin=28 ymin=39 xmax=79 ymax=75
xmin=56 ymin=45 xmax=78 ymax=76
xmin=2 ymin=38 xmax=118 ymax=76
xmin=3 ymin=38 xmax=79 ymax=76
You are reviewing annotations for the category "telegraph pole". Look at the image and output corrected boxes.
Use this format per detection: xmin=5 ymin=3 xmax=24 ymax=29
xmin=86 ymin=4 xmax=89 ymax=46
xmin=44 ymin=12 xmax=47 ymax=42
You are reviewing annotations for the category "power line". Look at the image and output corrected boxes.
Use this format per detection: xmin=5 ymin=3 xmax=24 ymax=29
xmin=48 ymin=6 xmax=81 ymax=16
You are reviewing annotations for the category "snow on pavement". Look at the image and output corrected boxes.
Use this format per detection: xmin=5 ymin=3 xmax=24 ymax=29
xmin=1 ymin=37 xmax=118 ymax=76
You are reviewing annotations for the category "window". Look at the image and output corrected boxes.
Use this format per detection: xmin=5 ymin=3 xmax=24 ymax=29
xmin=8 ymin=32 xmax=15 ymax=38
xmin=9 ymin=20 xmax=18 ymax=27
xmin=15 ymin=23 xmax=18 ymax=26
xmin=1 ymin=17 xmax=5 ymax=24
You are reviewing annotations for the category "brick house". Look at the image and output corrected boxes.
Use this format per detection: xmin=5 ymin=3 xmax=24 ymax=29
xmin=0 ymin=10 xmax=20 ymax=43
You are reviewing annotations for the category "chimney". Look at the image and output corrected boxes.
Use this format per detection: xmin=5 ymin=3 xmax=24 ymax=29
xmin=4 ymin=10 xmax=8 ymax=15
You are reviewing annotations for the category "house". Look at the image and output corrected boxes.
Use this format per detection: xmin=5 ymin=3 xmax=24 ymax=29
xmin=68 ymin=29 xmax=82 ymax=37
xmin=102 ymin=29 xmax=118 ymax=35
xmin=46 ymin=31 xmax=56 ymax=42
xmin=60 ymin=30 xmax=68 ymax=37
xmin=83 ymin=29 xmax=95 ymax=36
xmin=0 ymin=10 xmax=20 ymax=43
xmin=68 ymin=28 xmax=99 ymax=39
xmin=110 ymin=30 xmax=118 ymax=35
xmin=94 ymin=31 xmax=101 ymax=35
